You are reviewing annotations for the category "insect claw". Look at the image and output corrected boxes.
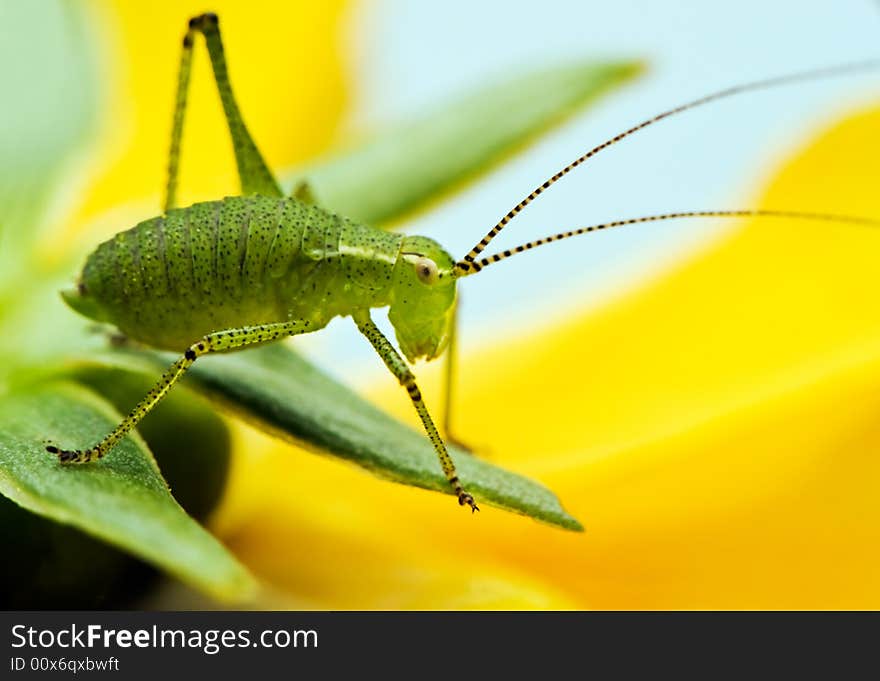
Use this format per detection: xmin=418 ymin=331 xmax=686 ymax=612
xmin=58 ymin=450 xmax=78 ymax=463
xmin=47 ymin=445 xmax=88 ymax=464
xmin=458 ymin=492 xmax=479 ymax=513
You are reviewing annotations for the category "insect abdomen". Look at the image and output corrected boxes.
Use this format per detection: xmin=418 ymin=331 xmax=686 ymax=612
xmin=77 ymin=196 xmax=401 ymax=351
xmin=82 ymin=197 xmax=279 ymax=349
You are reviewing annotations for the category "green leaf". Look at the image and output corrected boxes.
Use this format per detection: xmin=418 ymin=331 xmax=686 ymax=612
xmin=288 ymin=60 xmax=643 ymax=225
xmin=0 ymin=382 xmax=256 ymax=602
xmin=80 ymin=345 xmax=582 ymax=531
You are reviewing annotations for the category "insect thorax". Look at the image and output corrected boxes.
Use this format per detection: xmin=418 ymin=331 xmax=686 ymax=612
xmin=70 ymin=196 xmax=403 ymax=351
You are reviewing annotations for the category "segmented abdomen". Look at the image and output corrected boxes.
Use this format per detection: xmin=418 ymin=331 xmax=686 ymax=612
xmin=81 ymin=195 xmax=401 ymax=351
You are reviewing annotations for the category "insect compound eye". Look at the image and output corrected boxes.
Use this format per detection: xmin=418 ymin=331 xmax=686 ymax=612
xmin=414 ymin=256 xmax=439 ymax=285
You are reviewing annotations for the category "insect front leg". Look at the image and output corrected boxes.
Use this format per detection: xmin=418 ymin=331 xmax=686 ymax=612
xmin=353 ymin=310 xmax=479 ymax=512
xmin=164 ymin=12 xmax=282 ymax=211
xmin=47 ymin=320 xmax=312 ymax=464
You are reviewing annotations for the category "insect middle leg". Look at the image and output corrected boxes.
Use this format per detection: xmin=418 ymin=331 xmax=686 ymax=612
xmin=353 ymin=311 xmax=478 ymax=512
xmin=441 ymin=295 xmax=479 ymax=455
xmin=48 ymin=320 xmax=312 ymax=463
xmin=165 ymin=12 xmax=282 ymax=211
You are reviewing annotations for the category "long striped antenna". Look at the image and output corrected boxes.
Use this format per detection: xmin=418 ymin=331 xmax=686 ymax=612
xmin=454 ymin=59 xmax=880 ymax=273
xmin=458 ymin=210 xmax=880 ymax=275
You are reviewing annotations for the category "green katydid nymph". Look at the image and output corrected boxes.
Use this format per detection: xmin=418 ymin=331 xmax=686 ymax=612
xmin=48 ymin=13 xmax=880 ymax=513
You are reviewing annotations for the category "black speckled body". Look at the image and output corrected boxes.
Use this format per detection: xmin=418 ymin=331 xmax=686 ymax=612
xmin=78 ymin=196 xmax=404 ymax=350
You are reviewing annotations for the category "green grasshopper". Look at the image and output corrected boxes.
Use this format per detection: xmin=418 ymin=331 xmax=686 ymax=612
xmin=47 ymin=13 xmax=880 ymax=512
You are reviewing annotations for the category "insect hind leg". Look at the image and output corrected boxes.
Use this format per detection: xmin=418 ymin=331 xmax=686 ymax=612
xmin=164 ymin=12 xmax=282 ymax=211
xmin=47 ymin=320 xmax=312 ymax=464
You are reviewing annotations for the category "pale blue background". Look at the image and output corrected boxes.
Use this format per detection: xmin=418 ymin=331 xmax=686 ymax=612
xmin=296 ymin=0 xmax=880 ymax=384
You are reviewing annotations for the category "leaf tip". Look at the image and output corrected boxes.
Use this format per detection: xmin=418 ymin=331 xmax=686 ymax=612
xmin=542 ymin=505 xmax=584 ymax=532
xmin=215 ymin=568 xmax=261 ymax=605
xmin=562 ymin=515 xmax=585 ymax=533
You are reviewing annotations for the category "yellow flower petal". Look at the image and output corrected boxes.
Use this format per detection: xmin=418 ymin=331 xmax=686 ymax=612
xmin=216 ymin=426 xmax=579 ymax=609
